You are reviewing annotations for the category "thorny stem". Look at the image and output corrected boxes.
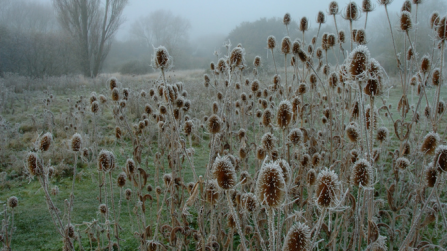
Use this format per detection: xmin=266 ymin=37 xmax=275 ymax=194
xmin=226 ymin=192 xmax=247 ymax=251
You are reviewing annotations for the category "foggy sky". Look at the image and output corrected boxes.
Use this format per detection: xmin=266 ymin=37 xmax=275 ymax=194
xmin=38 ymin=0 xmax=406 ymax=40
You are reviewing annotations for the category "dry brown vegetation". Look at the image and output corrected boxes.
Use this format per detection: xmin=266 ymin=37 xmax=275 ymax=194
xmin=2 ymin=0 xmax=447 ymax=250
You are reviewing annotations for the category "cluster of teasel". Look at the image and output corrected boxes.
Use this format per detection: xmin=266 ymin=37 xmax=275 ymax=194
xmin=12 ymin=0 xmax=447 ymax=250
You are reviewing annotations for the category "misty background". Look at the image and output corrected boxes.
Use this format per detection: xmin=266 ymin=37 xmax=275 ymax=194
xmin=0 ymin=0 xmax=445 ymax=78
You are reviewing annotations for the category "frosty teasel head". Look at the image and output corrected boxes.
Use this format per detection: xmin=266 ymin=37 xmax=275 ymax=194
xmin=401 ymin=0 xmax=411 ymax=12
xmin=152 ymin=46 xmax=171 ymax=70
xmin=362 ymin=0 xmax=374 ymax=13
xmin=355 ymin=29 xmax=367 ymax=45
xmin=282 ymin=222 xmax=311 ymax=251
xmin=396 ymin=157 xmax=410 ymax=170
xmin=255 ymin=160 xmax=286 ymax=209
xmin=39 ymin=132 xmax=53 ymax=152
xmin=217 ymin=58 xmax=227 ymax=73
xmin=347 ymin=45 xmax=371 ymax=80
xmin=437 ymin=16 xmax=447 ymax=41
xmin=283 ymin=13 xmax=291 ymax=26
xmin=241 ymin=193 xmax=258 ymax=212
xmin=207 ymin=114 xmax=222 ymax=134
xmin=376 ymin=126 xmax=389 ymax=143
xmin=267 ymin=35 xmax=276 ymax=49
xmin=315 ymin=168 xmax=341 ymax=208
xmin=288 ymin=128 xmax=303 ymax=146
xmin=277 ymin=100 xmax=293 ymax=129
xmin=343 ymin=2 xmax=360 ymax=21
xmin=261 ymin=132 xmax=277 ymax=152
xmin=281 ymin=36 xmax=292 ymax=54
xmin=299 ymin=17 xmax=309 ymax=32
xmin=262 ymin=109 xmax=273 ymax=127
xmin=317 ymin=11 xmax=326 ymax=24
xmin=253 ymin=56 xmax=261 ymax=67
xmin=351 ymin=159 xmax=373 ymax=187
xmin=8 ymin=196 xmax=18 ymax=209
xmin=97 ymin=150 xmax=115 ymax=172
xmin=278 ymin=159 xmax=291 ymax=185
xmin=205 ymin=180 xmax=219 ymax=205
xmin=346 ymin=122 xmax=360 ymax=143
xmin=117 ymin=172 xmax=127 ymax=188
xmin=421 ymin=132 xmax=440 ymax=156
xmin=425 ymin=162 xmax=438 ymax=187
xmin=212 ymin=155 xmax=237 ymax=190
xmin=434 ymin=145 xmax=447 ymax=172
xmin=229 ymin=47 xmax=245 ymax=68
xmin=400 ymin=11 xmax=412 ymax=32
xmin=328 ymin=1 xmax=339 ymax=15
xmin=70 ymin=133 xmax=82 ymax=152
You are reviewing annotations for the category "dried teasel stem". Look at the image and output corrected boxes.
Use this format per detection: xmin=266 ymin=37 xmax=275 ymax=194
xmin=225 ymin=191 xmax=248 ymax=251
xmin=399 ymin=172 xmax=444 ymax=251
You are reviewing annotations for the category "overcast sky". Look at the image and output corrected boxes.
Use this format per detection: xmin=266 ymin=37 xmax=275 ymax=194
xmin=38 ymin=0 xmax=406 ymax=40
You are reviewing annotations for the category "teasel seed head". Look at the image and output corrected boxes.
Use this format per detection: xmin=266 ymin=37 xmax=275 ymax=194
xmin=316 ymin=168 xmax=340 ymax=208
xmin=282 ymin=222 xmax=311 ymax=251
xmin=207 ymin=114 xmax=221 ymax=134
xmin=277 ymin=100 xmax=293 ymax=129
xmin=288 ymin=128 xmax=303 ymax=146
xmin=8 ymin=196 xmax=18 ymax=208
xmin=430 ymin=12 xmax=440 ymax=30
xmin=91 ymin=101 xmax=99 ymax=114
xmin=346 ymin=123 xmax=360 ymax=142
xmin=400 ymin=11 xmax=413 ymax=32
xmin=338 ymin=30 xmax=345 ymax=43
xmin=255 ymin=161 xmax=286 ymax=209
xmin=262 ymin=109 xmax=273 ymax=127
xmin=355 ymin=29 xmax=367 ymax=45
xmin=65 ymin=224 xmax=75 ymax=238
xmin=153 ymin=46 xmax=171 ymax=69
xmin=348 ymin=45 xmax=370 ymax=79
xmin=438 ymin=101 xmax=445 ymax=114
xmin=205 ymin=180 xmax=219 ymax=205
xmin=117 ymin=172 xmax=127 ymax=187
xmin=281 ymin=36 xmax=292 ymax=54
xmin=98 ymin=150 xmax=115 ymax=172
xmin=434 ymin=145 xmax=447 ymax=172
xmin=108 ymin=77 xmax=117 ymax=90
xmin=344 ymin=2 xmax=359 ymax=21
xmin=125 ymin=188 xmax=132 ymax=200
xmin=425 ymin=163 xmax=438 ymax=187
xmin=39 ymin=132 xmax=53 ymax=152
xmin=278 ymin=159 xmax=291 ymax=184
xmin=212 ymin=155 xmax=237 ymax=190
xmin=420 ymin=55 xmax=431 ymax=74
xmin=307 ymin=169 xmax=317 ymax=186
xmin=401 ymin=0 xmax=411 ymax=12
xmin=283 ymin=13 xmax=291 ymax=26
xmin=267 ymin=35 xmax=276 ymax=49
xmin=27 ymin=152 xmax=42 ymax=176
xmin=111 ymin=88 xmax=119 ymax=101
xmin=351 ymin=159 xmax=373 ymax=187
xmin=421 ymin=132 xmax=440 ymax=155
xmin=99 ymin=204 xmax=108 ymax=215
xmin=376 ymin=127 xmax=388 ymax=143
xmin=317 ymin=11 xmax=326 ymax=24
xmin=71 ymin=133 xmax=82 ymax=152
xmin=257 ymin=147 xmax=266 ymax=160
xmin=362 ymin=0 xmax=374 ymax=12
xmin=432 ymin=68 xmax=441 ymax=86
xmin=261 ymin=132 xmax=276 ymax=152
xmin=241 ymin=193 xmax=258 ymax=212
xmin=229 ymin=47 xmax=245 ymax=68
xmin=300 ymin=17 xmax=309 ymax=32
xmin=329 ymin=1 xmax=339 ymax=15
xmin=184 ymin=120 xmax=193 ymax=136
xmin=396 ymin=157 xmax=410 ymax=170
xmin=254 ymin=56 xmax=261 ymax=67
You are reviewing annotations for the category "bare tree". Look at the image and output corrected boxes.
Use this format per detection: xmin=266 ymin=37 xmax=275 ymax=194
xmin=131 ymin=10 xmax=191 ymax=67
xmin=53 ymin=0 xmax=128 ymax=77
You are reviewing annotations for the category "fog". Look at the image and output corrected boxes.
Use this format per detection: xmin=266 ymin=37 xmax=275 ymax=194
xmin=1 ymin=0 xmax=445 ymax=77
xmin=34 ymin=0 xmax=406 ymax=41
